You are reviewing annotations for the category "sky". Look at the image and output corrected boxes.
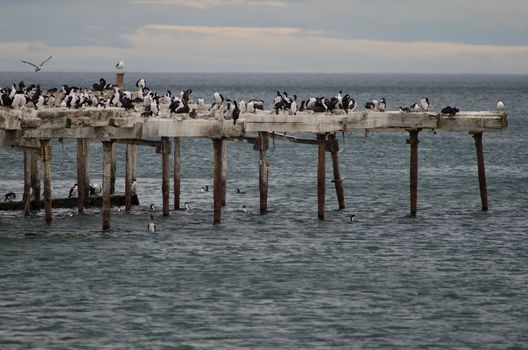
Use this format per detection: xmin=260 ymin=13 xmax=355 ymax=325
xmin=1 ymin=0 xmax=528 ymax=73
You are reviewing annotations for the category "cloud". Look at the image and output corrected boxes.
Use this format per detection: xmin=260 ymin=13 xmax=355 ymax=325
xmin=133 ymin=0 xmax=287 ymax=9
xmin=1 ymin=24 xmax=527 ymax=73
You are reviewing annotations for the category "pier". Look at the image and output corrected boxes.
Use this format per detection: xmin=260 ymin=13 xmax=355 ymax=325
xmin=0 ymin=90 xmax=507 ymax=230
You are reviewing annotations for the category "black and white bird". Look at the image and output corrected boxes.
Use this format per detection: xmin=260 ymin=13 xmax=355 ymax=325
xmin=399 ymin=106 xmax=412 ymax=113
xmin=365 ymin=100 xmax=378 ymax=111
xmin=410 ymin=103 xmax=421 ymax=112
xmin=236 ymin=188 xmax=246 ymax=194
xmin=4 ymin=191 xmax=16 ymax=202
xmin=378 ymin=97 xmax=386 ymax=112
xmin=89 ymin=183 xmax=101 ymax=196
xmin=201 ymin=185 xmax=209 ymax=192
xmin=116 ymin=60 xmax=124 ymax=69
xmin=241 ymin=204 xmax=247 ymax=213
xmin=68 ymin=184 xmax=78 ymax=198
xmin=420 ymin=97 xmax=431 ymax=111
xmin=441 ymin=106 xmax=459 ymax=116
xmin=213 ymin=92 xmax=224 ymax=107
xmin=232 ymin=100 xmax=240 ymax=125
xmin=21 ymin=56 xmax=52 ymax=72
xmin=289 ymin=95 xmax=299 ymax=115
xmin=350 ymin=214 xmax=356 ymax=222
xmin=148 ymin=214 xmax=156 ymax=233
xmin=184 ymin=202 xmax=190 ymax=211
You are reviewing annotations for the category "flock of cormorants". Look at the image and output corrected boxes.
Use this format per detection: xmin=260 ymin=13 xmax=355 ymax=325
xmin=0 ymin=78 xmax=451 ymax=123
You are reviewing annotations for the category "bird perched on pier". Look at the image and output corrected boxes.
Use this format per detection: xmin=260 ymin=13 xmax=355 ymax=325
xmin=92 ymin=78 xmax=107 ymax=93
xmin=410 ymin=103 xmax=421 ymax=112
xmin=378 ymin=97 xmax=386 ymax=112
xmin=21 ymin=56 xmax=52 ymax=72
xmin=4 ymin=191 xmax=16 ymax=202
xmin=399 ymin=106 xmax=412 ymax=113
xmin=213 ymin=92 xmax=224 ymax=107
xmin=69 ymin=184 xmax=78 ymax=198
xmin=289 ymin=95 xmax=299 ymax=115
xmin=365 ymin=100 xmax=379 ymax=111
xmin=441 ymin=106 xmax=459 ymax=116
xmin=11 ymin=89 xmax=27 ymax=109
xmin=232 ymin=100 xmax=240 ymax=125
xmin=496 ymin=101 xmax=505 ymax=111
xmin=420 ymin=97 xmax=431 ymax=111
xmin=116 ymin=60 xmax=124 ymax=70
xmin=148 ymin=214 xmax=156 ymax=233
xmin=181 ymin=89 xmax=192 ymax=103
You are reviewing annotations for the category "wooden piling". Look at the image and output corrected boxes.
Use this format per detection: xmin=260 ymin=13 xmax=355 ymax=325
xmin=125 ymin=144 xmax=135 ymax=212
xmin=221 ymin=140 xmax=227 ymax=206
xmin=31 ymin=148 xmax=41 ymax=207
xmin=407 ymin=129 xmax=420 ymax=217
xmin=41 ymin=140 xmax=53 ymax=223
xmin=472 ymin=132 xmax=488 ymax=211
xmin=328 ymin=133 xmax=345 ymax=210
xmin=76 ymin=139 xmax=86 ymax=212
xmin=83 ymin=140 xmax=91 ymax=199
xmin=317 ymin=133 xmax=326 ymax=219
xmin=102 ymin=140 xmax=114 ymax=230
xmin=173 ymin=137 xmax=181 ymax=210
xmin=110 ymin=143 xmax=117 ymax=195
xmin=161 ymin=137 xmax=170 ymax=217
xmin=213 ymin=139 xmax=223 ymax=225
xmin=23 ymin=149 xmax=32 ymax=216
xmin=258 ymin=132 xmax=269 ymax=213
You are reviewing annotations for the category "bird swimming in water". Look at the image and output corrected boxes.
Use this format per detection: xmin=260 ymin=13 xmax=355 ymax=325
xmin=184 ymin=202 xmax=190 ymax=211
xmin=236 ymin=188 xmax=246 ymax=194
xmin=21 ymin=56 xmax=53 ymax=72
xmin=241 ymin=204 xmax=247 ymax=213
xmin=4 ymin=191 xmax=16 ymax=202
xmin=69 ymin=184 xmax=78 ymax=198
xmin=350 ymin=214 xmax=356 ymax=222
xmin=201 ymin=185 xmax=209 ymax=192
xmin=148 ymin=214 xmax=156 ymax=233
xmin=88 ymin=183 xmax=101 ymax=196
xmin=150 ymin=203 xmax=155 ymax=211
xmin=496 ymin=101 xmax=505 ymax=111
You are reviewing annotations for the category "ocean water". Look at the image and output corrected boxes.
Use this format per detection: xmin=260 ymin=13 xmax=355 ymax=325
xmin=0 ymin=73 xmax=527 ymax=349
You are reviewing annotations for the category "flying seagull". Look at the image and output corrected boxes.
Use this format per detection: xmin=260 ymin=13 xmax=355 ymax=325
xmin=20 ymin=56 xmax=53 ymax=72
xmin=116 ymin=60 xmax=124 ymax=69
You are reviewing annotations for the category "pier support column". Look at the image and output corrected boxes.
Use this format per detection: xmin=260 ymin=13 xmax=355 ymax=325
xmin=472 ymin=132 xmax=488 ymax=211
xmin=221 ymin=140 xmax=228 ymax=206
xmin=76 ymin=139 xmax=87 ymax=212
xmin=102 ymin=140 xmax=114 ymax=230
xmin=258 ymin=132 xmax=269 ymax=213
xmin=161 ymin=137 xmax=171 ymax=217
xmin=110 ymin=143 xmax=117 ymax=195
xmin=317 ymin=133 xmax=326 ymax=219
xmin=31 ymin=148 xmax=41 ymax=208
xmin=407 ymin=129 xmax=420 ymax=217
xmin=41 ymin=139 xmax=53 ymax=223
xmin=173 ymin=138 xmax=181 ymax=210
xmin=23 ymin=149 xmax=32 ymax=216
xmin=328 ymin=134 xmax=345 ymax=210
xmin=125 ymin=143 xmax=136 ymax=212
xmin=213 ymin=139 xmax=223 ymax=225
